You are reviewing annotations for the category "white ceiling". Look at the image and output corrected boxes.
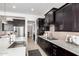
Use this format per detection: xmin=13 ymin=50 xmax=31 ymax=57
xmin=0 ymin=3 xmax=65 ymax=16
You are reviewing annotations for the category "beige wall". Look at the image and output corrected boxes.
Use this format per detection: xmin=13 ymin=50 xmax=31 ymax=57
xmin=47 ymin=25 xmax=79 ymax=41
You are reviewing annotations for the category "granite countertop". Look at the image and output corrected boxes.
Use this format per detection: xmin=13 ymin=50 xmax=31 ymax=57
xmin=39 ymin=35 xmax=79 ymax=56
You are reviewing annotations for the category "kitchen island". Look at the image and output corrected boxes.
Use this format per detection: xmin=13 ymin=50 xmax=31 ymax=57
xmin=0 ymin=34 xmax=26 ymax=56
xmin=1 ymin=47 xmax=26 ymax=56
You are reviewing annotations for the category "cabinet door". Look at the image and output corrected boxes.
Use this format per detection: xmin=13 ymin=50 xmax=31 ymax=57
xmin=55 ymin=6 xmax=64 ymax=31
xmin=37 ymin=37 xmax=44 ymax=48
xmin=44 ymin=40 xmax=53 ymax=56
xmin=55 ymin=4 xmax=75 ymax=31
xmin=49 ymin=11 xmax=54 ymax=24
xmin=45 ymin=14 xmax=50 ymax=24
xmin=63 ymin=4 xmax=74 ymax=31
xmin=72 ymin=4 xmax=79 ymax=31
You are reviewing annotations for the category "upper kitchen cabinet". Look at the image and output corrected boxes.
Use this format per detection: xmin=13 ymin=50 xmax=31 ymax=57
xmin=55 ymin=6 xmax=64 ymax=31
xmin=72 ymin=4 xmax=79 ymax=31
xmin=45 ymin=8 xmax=57 ymax=25
xmin=55 ymin=3 xmax=79 ymax=32
xmin=55 ymin=4 xmax=74 ymax=31
xmin=37 ymin=18 xmax=45 ymax=35
xmin=44 ymin=8 xmax=57 ymax=31
xmin=37 ymin=18 xmax=45 ymax=28
xmin=62 ymin=4 xmax=74 ymax=31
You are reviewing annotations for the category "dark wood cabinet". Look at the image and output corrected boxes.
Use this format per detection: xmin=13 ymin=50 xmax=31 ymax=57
xmin=37 ymin=18 xmax=45 ymax=27
xmin=37 ymin=37 xmax=77 ymax=56
xmin=72 ymin=4 xmax=79 ymax=31
xmin=44 ymin=8 xmax=57 ymax=31
xmin=44 ymin=25 xmax=50 ymax=31
xmin=75 ymin=4 xmax=79 ymax=31
xmin=45 ymin=14 xmax=49 ymax=25
xmin=37 ymin=37 xmax=54 ymax=56
xmin=55 ymin=6 xmax=64 ymax=31
xmin=45 ymin=9 xmax=56 ymax=25
xmin=55 ymin=4 xmax=74 ymax=31
xmin=63 ymin=4 xmax=74 ymax=31
xmin=55 ymin=3 xmax=79 ymax=32
xmin=37 ymin=18 xmax=45 ymax=35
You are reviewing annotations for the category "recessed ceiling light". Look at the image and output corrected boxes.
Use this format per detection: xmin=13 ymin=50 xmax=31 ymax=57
xmin=12 ymin=5 xmax=16 ymax=9
xmin=31 ymin=8 xmax=34 ymax=11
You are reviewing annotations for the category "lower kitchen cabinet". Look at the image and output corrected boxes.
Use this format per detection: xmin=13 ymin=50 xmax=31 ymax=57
xmin=37 ymin=37 xmax=77 ymax=56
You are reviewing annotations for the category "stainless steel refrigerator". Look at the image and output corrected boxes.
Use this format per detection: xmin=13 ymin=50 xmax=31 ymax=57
xmin=14 ymin=26 xmax=25 ymax=37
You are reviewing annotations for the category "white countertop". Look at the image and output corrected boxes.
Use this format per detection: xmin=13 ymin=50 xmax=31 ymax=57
xmin=39 ymin=36 xmax=79 ymax=56
xmin=0 ymin=34 xmax=26 ymax=56
xmin=0 ymin=47 xmax=26 ymax=56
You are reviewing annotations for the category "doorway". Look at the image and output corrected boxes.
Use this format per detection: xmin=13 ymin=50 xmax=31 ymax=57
xmin=27 ymin=21 xmax=47 ymax=56
xmin=27 ymin=21 xmax=35 ymax=42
